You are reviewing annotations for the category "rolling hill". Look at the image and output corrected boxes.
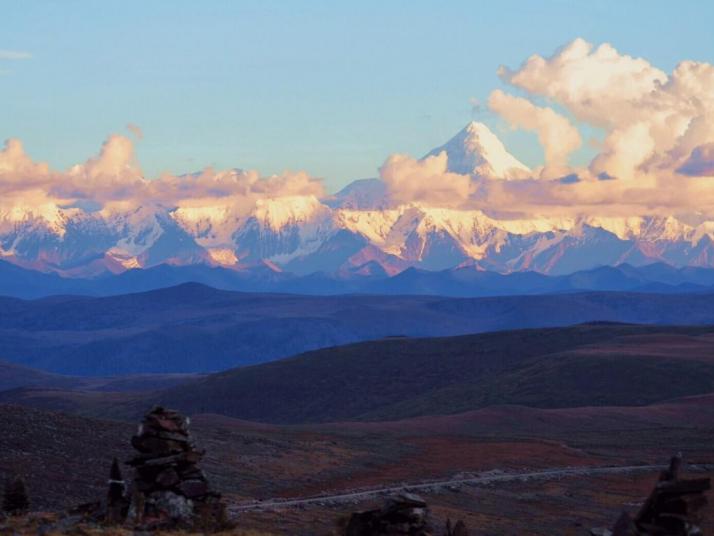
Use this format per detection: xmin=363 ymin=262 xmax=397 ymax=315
xmin=137 ymin=323 xmax=714 ymax=423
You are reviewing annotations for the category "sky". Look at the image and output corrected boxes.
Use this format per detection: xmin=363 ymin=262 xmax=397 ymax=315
xmin=2 ymin=1 xmax=714 ymax=194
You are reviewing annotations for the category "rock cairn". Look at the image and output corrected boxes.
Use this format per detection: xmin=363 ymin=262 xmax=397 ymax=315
xmin=345 ymin=492 xmax=434 ymax=535
xmin=445 ymin=519 xmax=469 ymax=536
xmin=2 ymin=476 xmax=30 ymax=516
xmin=125 ymin=406 xmax=227 ymax=530
xmin=593 ymin=454 xmax=711 ymax=536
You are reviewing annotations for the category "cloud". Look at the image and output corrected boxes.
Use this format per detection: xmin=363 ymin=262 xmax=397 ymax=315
xmin=488 ymin=89 xmax=582 ymax=177
xmin=497 ymin=38 xmax=714 ymax=182
xmin=380 ymin=152 xmax=473 ymax=206
xmin=2 ymin=38 xmax=714 ymax=222
xmin=0 ymin=139 xmax=47 ymax=176
xmin=498 ymin=38 xmax=666 ymax=129
xmin=0 ymin=133 xmax=325 ymax=219
xmin=0 ymin=50 xmax=32 ymax=60
xmin=678 ymin=143 xmax=714 ymax=177
xmin=372 ymin=38 xmax=714 ymax=217
xmin=126 ymin=123 xmax=144 ymax=140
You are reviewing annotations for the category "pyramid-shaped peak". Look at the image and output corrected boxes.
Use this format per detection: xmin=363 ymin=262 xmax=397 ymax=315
xmin=425 ymin=121 xmax=531 ymax=179
xmin=463 ymin=120 xmax=493 ymax=135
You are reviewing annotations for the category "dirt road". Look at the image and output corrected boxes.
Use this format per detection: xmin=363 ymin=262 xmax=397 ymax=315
xmin=229 ymin=463 xmax=686 ymax=513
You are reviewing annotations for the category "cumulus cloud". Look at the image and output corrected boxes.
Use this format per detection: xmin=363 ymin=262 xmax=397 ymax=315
xmin=497 ymin=38 xmax=714 ymax=182
xmin=0 ymin=133 xmax=325 ymax=218
xmin=380 ymin=152 xmax=473 ymax=206
xmin=488 ymin=89 xmax=582 ymax=177
xmin=3 ymin=38 xmax=714 ymax=221
xmin=380 ymin=38 xmax=714 ymax=216
xmin=678 ymin=143 xmax=714 ymax=177
xmin=498 ymin=39 xmax=666 ymax=127
xmin=0 ymin=139 xmax=49 ymax=177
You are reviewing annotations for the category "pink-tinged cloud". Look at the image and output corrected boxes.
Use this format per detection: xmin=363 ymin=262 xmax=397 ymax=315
xmin=678 ymin=143 xmax=714 ymax=177
xmin=0 ymin=139 xmax=49 ymax=177
xmin=126 ymin=123 xmax=144 ymax=140
xmin=380 ymin=152 xmax=473 ymax=206
xmin=488 ymin=89 xmax=582 ymax=177
xmin=0 ymin=133 xmax=325 ymax=224
xmin=497 ymin=38 xmax=714 ymax=182
xmin=2 ymin=38 xmax=714 ymax=222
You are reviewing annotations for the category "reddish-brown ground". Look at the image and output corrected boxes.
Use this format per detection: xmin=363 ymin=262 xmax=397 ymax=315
xmin=1 ymin=394 xmax=712 ymax=534
xmin=231 ymin=470 xmax=714 ymax=536
xmin=286 ymin=437 xmax=599 ymax=497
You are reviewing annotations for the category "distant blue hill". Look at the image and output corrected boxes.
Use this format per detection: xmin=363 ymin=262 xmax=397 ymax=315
xmin=2 ymin=280 xmax=714 ymax=375
xmin=3 ymin=259 xmax=714 ymax=299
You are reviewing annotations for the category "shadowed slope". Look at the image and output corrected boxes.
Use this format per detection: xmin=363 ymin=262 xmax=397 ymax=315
xmin=149 ymin=324 xmax=714 ymax=423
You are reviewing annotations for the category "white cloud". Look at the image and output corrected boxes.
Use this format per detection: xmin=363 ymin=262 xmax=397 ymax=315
xmin=497 ymin=38 xmax=714 ymax=183
xmin=488 ymin=89 xmax=582 ymax=177
xmin=0 ymin=50 xmax=32 ymax=60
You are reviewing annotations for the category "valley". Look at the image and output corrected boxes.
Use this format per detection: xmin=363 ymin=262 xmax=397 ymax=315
xmin=4 ymin=10 xmax=714 ymax=534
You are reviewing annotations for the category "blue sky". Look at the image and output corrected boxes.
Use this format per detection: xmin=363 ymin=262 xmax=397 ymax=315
xmin=2 ymin=1 xmax=713 ymax=192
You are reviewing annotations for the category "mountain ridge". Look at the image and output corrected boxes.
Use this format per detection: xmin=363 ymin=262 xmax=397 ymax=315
xmin=6 ymin=257 xmax=714 ymax=299
xmin=6 ymin=123 xmax=714 ymax=280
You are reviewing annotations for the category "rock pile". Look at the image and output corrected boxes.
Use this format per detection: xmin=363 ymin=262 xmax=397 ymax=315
xmin=345 ymin=492 xmax=434 ymax=535
xmin=2 ymin=476 xmax=30 ymax=516
xmin=125 ymin=406 xmax=227 ymax=530
xmin=594 ymin=454 xmax=711 ymax=536
xmin=106 ymin=458 xmax=127 ymax=524
xmin=444 ymin=518 xmax=469 ymax=536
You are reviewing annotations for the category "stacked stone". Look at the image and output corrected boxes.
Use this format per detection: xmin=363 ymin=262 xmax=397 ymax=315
xmin=345 ymin=493 xmax=434 ymax=536
xmin=594 ymin=454 xmax=711 ymax=536
xmin=444 ymin=519 xmax=469 ymax=536
xmin=126 ymin=406 xmax=226 ymax=530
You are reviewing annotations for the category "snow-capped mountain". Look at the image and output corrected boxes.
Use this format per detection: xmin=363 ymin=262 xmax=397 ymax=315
xmin=4 ymin=121 xmax=714 ymax=280
xmin=424 ymin=121 xmax=531 ymax=179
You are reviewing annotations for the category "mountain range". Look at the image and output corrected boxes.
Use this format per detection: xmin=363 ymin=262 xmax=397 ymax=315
xmin=4 ymin=256 xmax=714 ymax=299
xmin=5 ymin=121 xmax=714 ymax=284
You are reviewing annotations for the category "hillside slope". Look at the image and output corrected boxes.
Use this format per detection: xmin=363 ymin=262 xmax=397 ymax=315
xmin=150 ymin=323 xmax=714 ymax=423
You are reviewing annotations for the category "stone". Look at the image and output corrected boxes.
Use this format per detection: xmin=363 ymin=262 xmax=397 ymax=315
xmin=147 ymin=491 xmax=194 ymax=521
xmin=131 ymin=435 xmax=187 ymax=455
xmin=179 ymin=479 xmax=209 ymax=498
xmin=345 ymin=493 xmax=433 ymax=535
xmin=445 ymin=519 xmax=469 ymax=536
xmin=106 ymin=458 xmax=128 ymax=525
xmin=124 ymin=406 xmax=228 ymax=531
xmin=606 ymin=455 xmax=711 ymax=536
xmin=156 ymin=468 xmax=180 ymax=488
xmin=590 ymin=527 xmax=613 ymax=536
